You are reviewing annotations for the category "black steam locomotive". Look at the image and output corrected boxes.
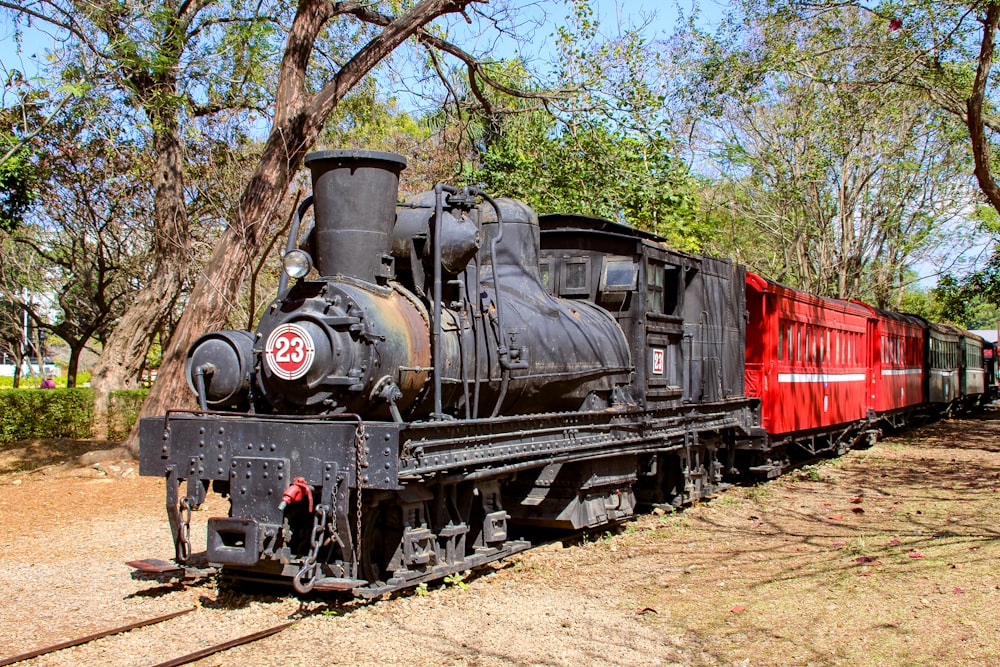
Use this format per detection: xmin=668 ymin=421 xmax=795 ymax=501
xmin=138 ymin=150 xmax=757 ymax=595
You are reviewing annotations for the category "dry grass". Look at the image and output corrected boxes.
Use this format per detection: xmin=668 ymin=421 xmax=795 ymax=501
xmin=572 ymin=411 xmax=1000 ymax=666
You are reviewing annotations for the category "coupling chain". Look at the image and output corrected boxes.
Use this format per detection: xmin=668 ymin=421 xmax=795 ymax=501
xmin=177 ymin=497 xmax=193 ymax=562
xmin=293 ymin=504 xmax=328 ymax=594
xmin=354 ymin=422 xmax=366 ymax=576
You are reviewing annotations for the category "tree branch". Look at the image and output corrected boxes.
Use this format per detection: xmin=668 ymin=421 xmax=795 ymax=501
xmin=967 ymin=3 xmax=1000 ymax=213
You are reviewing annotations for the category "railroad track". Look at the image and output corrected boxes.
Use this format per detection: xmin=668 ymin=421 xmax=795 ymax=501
xmin=0 ymin=607 xmax=294 ymax=667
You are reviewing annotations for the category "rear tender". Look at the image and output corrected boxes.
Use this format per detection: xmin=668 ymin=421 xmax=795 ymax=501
xmin=744 ymin=273 xmax=871 ymax=463
xmin=537 ymin=214 xmax=755 ymax=504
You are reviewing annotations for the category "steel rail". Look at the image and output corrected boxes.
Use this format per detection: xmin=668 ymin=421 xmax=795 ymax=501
xmin=149 ymin=622 xmax=296 ymax=667
xmin=0 ymin=607 xmax=195 ymax=666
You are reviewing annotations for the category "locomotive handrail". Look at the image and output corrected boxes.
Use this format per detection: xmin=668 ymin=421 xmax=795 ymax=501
xmin=161 ymin=407 xmax=364 ymax=426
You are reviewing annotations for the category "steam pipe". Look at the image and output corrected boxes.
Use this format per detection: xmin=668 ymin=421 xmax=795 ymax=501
xmin=467 ymin=187 xmax=510 ymax=417
xmin=193 ymin=363 xmax=214 ymax=411
xmin=469 ymin=188 xmax=506 ymax=358
xmin=432 ymin=184 xmax=460 ymax=420
xmin=277 ymin=195 xmax=314 ymax=298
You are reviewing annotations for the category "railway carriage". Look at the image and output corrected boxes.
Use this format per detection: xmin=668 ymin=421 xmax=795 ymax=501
xmin=855 ymin=305 xmax=925 ymax=428
xmin=743 ymin=274 xmax=871 ymax=461
xmin=959 ymin=331 xmax=987 ymax=410
xmin=984 ymin=342 xmax=998 ymax=403
xmin=920 ymin=321 xmax=962 ymax=413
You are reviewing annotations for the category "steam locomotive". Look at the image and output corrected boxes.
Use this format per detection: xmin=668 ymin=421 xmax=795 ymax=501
xmin=136 ymin=149 xmax=991 ymax=596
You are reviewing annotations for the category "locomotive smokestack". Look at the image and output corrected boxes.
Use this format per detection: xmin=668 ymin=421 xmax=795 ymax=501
xmin=304 ymin=149 xmax=407 ymax=282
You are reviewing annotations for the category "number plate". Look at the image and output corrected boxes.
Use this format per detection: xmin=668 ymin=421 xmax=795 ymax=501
xmin=265 ymin=323 xmax=316 ymax=380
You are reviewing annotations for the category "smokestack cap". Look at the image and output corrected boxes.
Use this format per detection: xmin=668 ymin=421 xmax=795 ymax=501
xmin=305 ymin=149 xmax=407 ymax=169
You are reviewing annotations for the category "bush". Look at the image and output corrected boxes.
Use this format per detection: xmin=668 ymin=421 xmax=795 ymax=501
xmin=0 ymin=387 xmax=149 ymax=445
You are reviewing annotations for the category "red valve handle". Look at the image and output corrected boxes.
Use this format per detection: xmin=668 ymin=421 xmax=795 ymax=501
xmin=278 ymin=477 xmax=313 ymax=512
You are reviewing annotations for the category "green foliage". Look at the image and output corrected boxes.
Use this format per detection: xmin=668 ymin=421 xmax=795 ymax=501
xmin=0 ymin=387 xmax=148 ymax=444
xmin=322 ymin=86 xmax=428 ymax=150
xmin=108 ymin=389 xmax=149 ymax=441
xmin=932 ymin=257 xmax=1000 ymax=329
xmin=443 ymin=571 xmax=469 ymax=590
xmin=897 ymin=286 xmax=943 ymax=322
xmin=0 ymin=143 xmax=39 ymax=232
xmin=470 ymin=113 xmax=708 ymax=251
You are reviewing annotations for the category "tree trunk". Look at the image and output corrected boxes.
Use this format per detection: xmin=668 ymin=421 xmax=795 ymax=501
xmin=67 ymin=342 xmax=81 ymax=389
xmin=90 ymin=113 xmax=190 ymax=440
xmin=969 ymin=4 xmax=1000 ymax=215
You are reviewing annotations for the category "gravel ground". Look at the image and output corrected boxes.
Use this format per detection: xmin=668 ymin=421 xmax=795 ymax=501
xmin=0 ymin=455 xmax=706 ymax=666
xmin=1 ymin=411 xmax=999 ymax=666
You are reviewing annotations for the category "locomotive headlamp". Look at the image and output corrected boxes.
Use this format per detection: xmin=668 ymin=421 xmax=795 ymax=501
xmin=282 ymin=249 xmax=313 ymax=279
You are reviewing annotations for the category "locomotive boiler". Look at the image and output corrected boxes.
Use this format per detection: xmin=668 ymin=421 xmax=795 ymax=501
xmin=138 ymin=149 xmax=755 ymax=595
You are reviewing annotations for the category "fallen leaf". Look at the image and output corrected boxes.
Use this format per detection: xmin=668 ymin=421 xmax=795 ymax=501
xmin=908 ymin=552 xmax=926 ymax=559
xmin=832 ymin=541 xmax=846 ymax=548
xmin=851 ymin=496 xmax=863 ymax=504
xmin=635 ymin=607 xmax=658 ymax=615
xmin=851 ymin=507 xmax=865 ymax=514
xmin=888 ymin=538 xmax=902 ymax=546
xmin=953 ymin=588 xmax=965 ymax=595
xmin=730 ymin=605 xmax=747 ymax=613
xmin=828 ymin=514 xmax=844 ymax=520
xmin=855 ymin=556 xmax=877 ymax=564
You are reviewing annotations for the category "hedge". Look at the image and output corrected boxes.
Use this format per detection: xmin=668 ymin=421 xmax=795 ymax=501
xmin=0 ymin=388 xmax=149 ymax=445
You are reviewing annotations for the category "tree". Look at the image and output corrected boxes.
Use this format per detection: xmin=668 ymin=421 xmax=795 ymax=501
xmin=133 ymin=0 xmax=587 ymax=454
xmin=1 ymin=128 xmax=150 ymax=386
xmin=1 ymin=60 xmax=73 ymax=232
xmin=0 ymin=142 xmax=38 ymax=232
xmin=692 ymin=0 xmax=1000 ymax=301
xmin=416 ymin=4 xmax=708 ymax=248
xmin=473 ymin=116 xmax=706 ymax=249
xmin=2 ymin=0 xmax=295 ymax=434
xmin=676 ymin=4 xmax=978 ymax=306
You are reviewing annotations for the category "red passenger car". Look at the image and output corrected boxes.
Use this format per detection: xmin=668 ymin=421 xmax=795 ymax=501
xmin=853 ymin=304 xmax=925 ymax=426
xmin=745 ymin=274 xmax=869 ymax=450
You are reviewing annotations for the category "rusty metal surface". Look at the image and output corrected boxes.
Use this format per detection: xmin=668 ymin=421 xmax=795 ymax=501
xmin=126 ymin=558 xmax=184 ymax=574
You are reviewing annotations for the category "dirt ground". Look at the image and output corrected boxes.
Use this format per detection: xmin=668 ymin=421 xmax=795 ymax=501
xmin=1 ymin=410 xmax=999 ymax=667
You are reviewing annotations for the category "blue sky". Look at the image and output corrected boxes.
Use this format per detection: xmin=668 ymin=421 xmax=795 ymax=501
xmin=0 ymin=1 xmax=718 ymax=78
xmin=1 ymin=1 xmax=987 ymax=286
